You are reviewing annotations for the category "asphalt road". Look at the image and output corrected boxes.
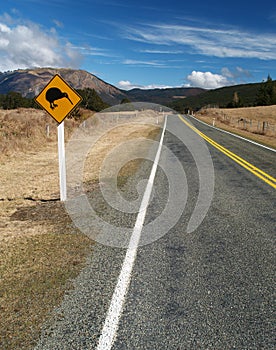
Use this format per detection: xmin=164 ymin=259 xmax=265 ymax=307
xmin=35 ymin=114 xmax=275 ymax=349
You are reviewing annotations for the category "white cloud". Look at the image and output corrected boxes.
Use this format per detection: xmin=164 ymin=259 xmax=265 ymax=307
xmin=117 ymin=80 xmax=136 ymax=89
xmin=221 ymin=66 xmax=251 ymax=79
xmin=124 ymin=24 xmax=276 ymax=60
xmin=138 ymin=49 xmax=183 ymax=54
xmin=69 ymin=45 xmax=114 ymax=57
xmin=123 ymin=59 xmax=165 ymax=67
xmin=221 ymin=67 xmax=234 ymax=78
xmin=0 ymin=23 xmax=11 ymax=33
xmin=117 ymin=80 xmax=173 ymax=90
xmin=52 ymin=19 xmax=63 ymax=28
xmin=122 ymin=58 xmax=182 ymax=69
xmin=0 ymin=19 xmax=82 ymax=72
xmin=186 ymin=71 xmax=229 ymax=89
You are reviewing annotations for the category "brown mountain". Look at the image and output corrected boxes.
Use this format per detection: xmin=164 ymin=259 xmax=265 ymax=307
xmin=0 ymin=68 xmax=128 ymax=105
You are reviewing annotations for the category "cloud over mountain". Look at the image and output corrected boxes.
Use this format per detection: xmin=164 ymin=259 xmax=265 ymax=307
xmin=117 ymin=80 xmax=173 ymax=90
xmin=186 ymin=71 xmax=229 ymax=89
xmin=0 ymin=19 xmax=81 ymax=72
xmin=185 ymin=67 xmax=253 ymax=89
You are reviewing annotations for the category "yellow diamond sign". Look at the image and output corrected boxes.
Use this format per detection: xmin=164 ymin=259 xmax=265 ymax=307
xmin=35 ymin=74 xmax=82 ymax=123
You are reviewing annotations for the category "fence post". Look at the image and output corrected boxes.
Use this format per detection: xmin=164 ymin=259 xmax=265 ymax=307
xmin=46 ymin=124 xmax=50 ymax=137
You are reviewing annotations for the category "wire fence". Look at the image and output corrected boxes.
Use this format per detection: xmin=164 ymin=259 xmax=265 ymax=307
xmin=218 ymin=114 xmax=276 ymax=137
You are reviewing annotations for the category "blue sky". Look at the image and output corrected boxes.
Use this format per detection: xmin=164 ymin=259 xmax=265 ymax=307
xmin=0 ymin=0 xmax=276 ymax=89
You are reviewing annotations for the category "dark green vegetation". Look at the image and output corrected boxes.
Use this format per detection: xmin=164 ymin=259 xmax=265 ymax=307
xmin=0 ymin=88 xmax=109 ymax=114
xmin=125 ymin=87 xmax=205 ymax=104
xmin=0 ymin=92 xmax=37 ymax=109
xmin=76 ymin=88 xmax=109 ymax=111
xmin=255 ymin=75 xmax=276 ymax=106
xmin=169 ymin=76 xmax=276 ymax=112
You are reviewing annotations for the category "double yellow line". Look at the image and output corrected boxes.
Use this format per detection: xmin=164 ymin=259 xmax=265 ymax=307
xmin=178 ymin=115 xmax=276 ymax=189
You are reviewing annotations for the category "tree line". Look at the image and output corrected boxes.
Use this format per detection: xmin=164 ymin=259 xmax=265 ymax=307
xmin=0 ymin=88 xmax=109 ymax=112
xmin=255 ymin=75 xmax=276 ymax=106
xmin=170 ymin=75 xmax=276 ymax=113
xmin=228 ymin=75 xmax=276 ymax=108
xmin=0 ymin=91 xmax=37 ymax=109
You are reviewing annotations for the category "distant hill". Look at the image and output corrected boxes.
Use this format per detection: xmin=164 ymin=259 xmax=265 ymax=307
xmin=0 ymin=68 xmax=128 ymax=105
xmin=0 ymin=68 xmax=205 ymax=106
xmin=125 ymin=87 xmax=205 ymax=105
xmin=169 ymin=81 xmax=275 ymax=112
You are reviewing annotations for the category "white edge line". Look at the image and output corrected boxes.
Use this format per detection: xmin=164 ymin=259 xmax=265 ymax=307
xmin=96 ymin=115 xmax=168 ymax=350
xmin=187 ymin=114 xmax=276 ymax=153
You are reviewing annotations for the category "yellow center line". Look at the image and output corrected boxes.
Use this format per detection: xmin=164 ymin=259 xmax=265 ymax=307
xmin=178 ymin=115 xmax=276 ymax=189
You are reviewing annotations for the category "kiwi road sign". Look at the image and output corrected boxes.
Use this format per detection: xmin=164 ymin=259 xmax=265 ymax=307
xmin=35 ymin=74 xmax=82 ymax=124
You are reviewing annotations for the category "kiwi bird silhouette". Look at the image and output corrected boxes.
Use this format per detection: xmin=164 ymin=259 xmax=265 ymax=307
xmin=46 ymin=87 xmax=73 ymax=109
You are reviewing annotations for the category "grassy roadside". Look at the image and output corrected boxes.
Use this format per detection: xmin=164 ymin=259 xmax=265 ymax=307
xmin=0 ymin=109 xmax=161 ymax=349
xmin=0 ymin=230 xmax=92 ymax=349
xmin=194 ymin=106 xmax=276 ymax=149
xmin=0 ymin=156 xmax=93 ymax=349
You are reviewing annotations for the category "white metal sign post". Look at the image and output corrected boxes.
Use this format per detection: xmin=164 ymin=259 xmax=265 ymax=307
xmin=58 ymin=121 xmax=67 ymax=201
xmin=35 ymin=74 xmax=82 ymax=202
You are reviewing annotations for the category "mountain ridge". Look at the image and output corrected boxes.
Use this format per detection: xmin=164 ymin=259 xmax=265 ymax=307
xmin=2 ymin=67 xmax=267 ymax=110
xmin=0 ymin=68 xmax=205 ymax=106
xmin=0 ymin=68 xmax=128 ymax=105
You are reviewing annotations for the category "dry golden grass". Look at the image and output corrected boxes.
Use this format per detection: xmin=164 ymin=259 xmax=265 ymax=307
xmin=0 ymin=109 xmax=92 ymax=349
xmin=0 ymin=231 xmax=92 ymax=349
xmin=0 ymin=108 xmax=160 ymax=349
xmin=195 ymin=105 xmax=276 ymax=148
xmin=84 ymin=123 xmax=161 ymax=185
xmin=0 ymin=109 xmax=85 ymax=162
